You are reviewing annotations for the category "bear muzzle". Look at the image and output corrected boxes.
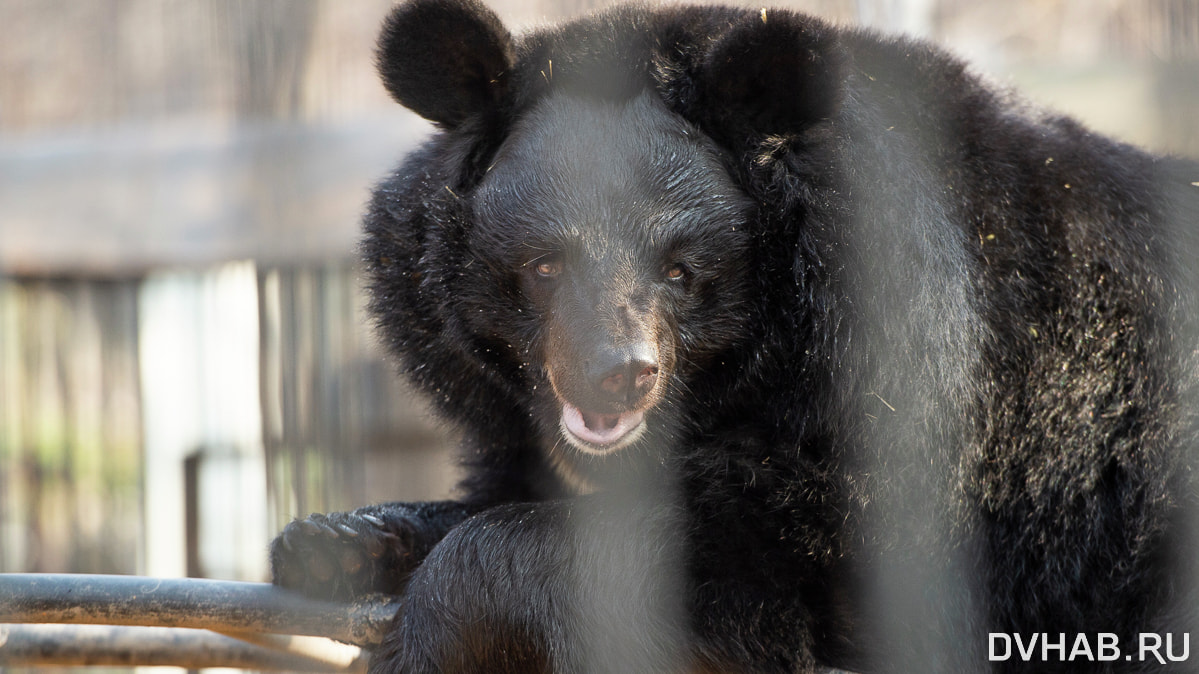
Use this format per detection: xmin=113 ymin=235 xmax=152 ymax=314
xmin=551 ymin=340 xmax=662 ymax=454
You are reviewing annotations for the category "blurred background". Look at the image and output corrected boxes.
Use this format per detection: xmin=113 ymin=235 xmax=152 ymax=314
xmin=0 ymin=0 xmax=1196 ymax=584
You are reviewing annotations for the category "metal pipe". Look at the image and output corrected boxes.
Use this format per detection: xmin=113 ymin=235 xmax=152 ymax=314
xmin=0 ymin=624 xmax=365 ymax=671
xmin=0 ymin=574 xmax=401 ymax=647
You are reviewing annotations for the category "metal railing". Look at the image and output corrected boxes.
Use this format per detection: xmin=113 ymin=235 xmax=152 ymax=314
xmin=0 ymin=574 xmax=402 ymax=671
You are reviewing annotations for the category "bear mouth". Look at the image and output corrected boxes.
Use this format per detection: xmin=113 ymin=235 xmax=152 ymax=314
xmin=559 ymin=402 xmax=647 ymax=455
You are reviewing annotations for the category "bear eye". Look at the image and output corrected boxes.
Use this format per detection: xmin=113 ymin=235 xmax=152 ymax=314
xmin=664 ymin=263 xmax=688 ymax=282
xmin=532 ymin=255 xmax=563 ymax=279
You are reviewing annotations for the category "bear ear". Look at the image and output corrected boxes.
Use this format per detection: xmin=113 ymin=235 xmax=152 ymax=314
xmin=376 ymin=0 xmax=514 ymax=128
xmin=687 ymin=10 xmax=845 ymax=144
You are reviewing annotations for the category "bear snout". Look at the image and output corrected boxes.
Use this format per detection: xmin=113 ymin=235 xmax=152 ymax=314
xmin=548 ymin=337 xmax=666 ymax=453
xmin=587 ymin=341 xmax=660 ymax=407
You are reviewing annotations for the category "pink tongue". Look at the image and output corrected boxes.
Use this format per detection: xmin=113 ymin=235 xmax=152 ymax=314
xmin=562 ymin=403 xmax=644 ymax=446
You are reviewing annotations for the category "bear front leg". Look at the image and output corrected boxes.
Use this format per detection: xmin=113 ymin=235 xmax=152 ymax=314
xmin=367 ymin=499 xmax=708 ymax=674
xmin=270 ymin=501 xmax=478 ymax=601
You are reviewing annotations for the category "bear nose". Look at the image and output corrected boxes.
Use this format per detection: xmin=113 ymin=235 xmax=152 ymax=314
xmin=588 ymin=342 xmax=659 ymax=406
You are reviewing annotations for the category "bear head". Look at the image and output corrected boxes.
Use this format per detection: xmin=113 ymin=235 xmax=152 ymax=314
xmin=365 ymin=0 xmax=847 ymax=492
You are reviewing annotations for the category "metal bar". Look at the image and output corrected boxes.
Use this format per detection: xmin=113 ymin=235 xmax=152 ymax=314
xmin=0 ymin=624 xmax=364 ymax=671
xmin=0 ymin=574 xmax=401 ymax=647
xmin=217 ymin=629 xmax=367 ymax=670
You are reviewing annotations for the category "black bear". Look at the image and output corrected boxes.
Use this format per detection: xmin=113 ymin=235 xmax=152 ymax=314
xmin=271 ymin=0 xmax=1199 ymax=672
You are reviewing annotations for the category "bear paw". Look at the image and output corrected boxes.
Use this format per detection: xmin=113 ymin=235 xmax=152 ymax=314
xmin=270 ymin=508 xmax=422 ymax=601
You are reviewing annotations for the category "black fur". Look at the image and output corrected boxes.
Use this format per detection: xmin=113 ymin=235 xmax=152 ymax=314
xmin=271 ymin=2 xmax=1199 ymax=672
xmin=376 ymin=0 xmax=513 ymax=128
